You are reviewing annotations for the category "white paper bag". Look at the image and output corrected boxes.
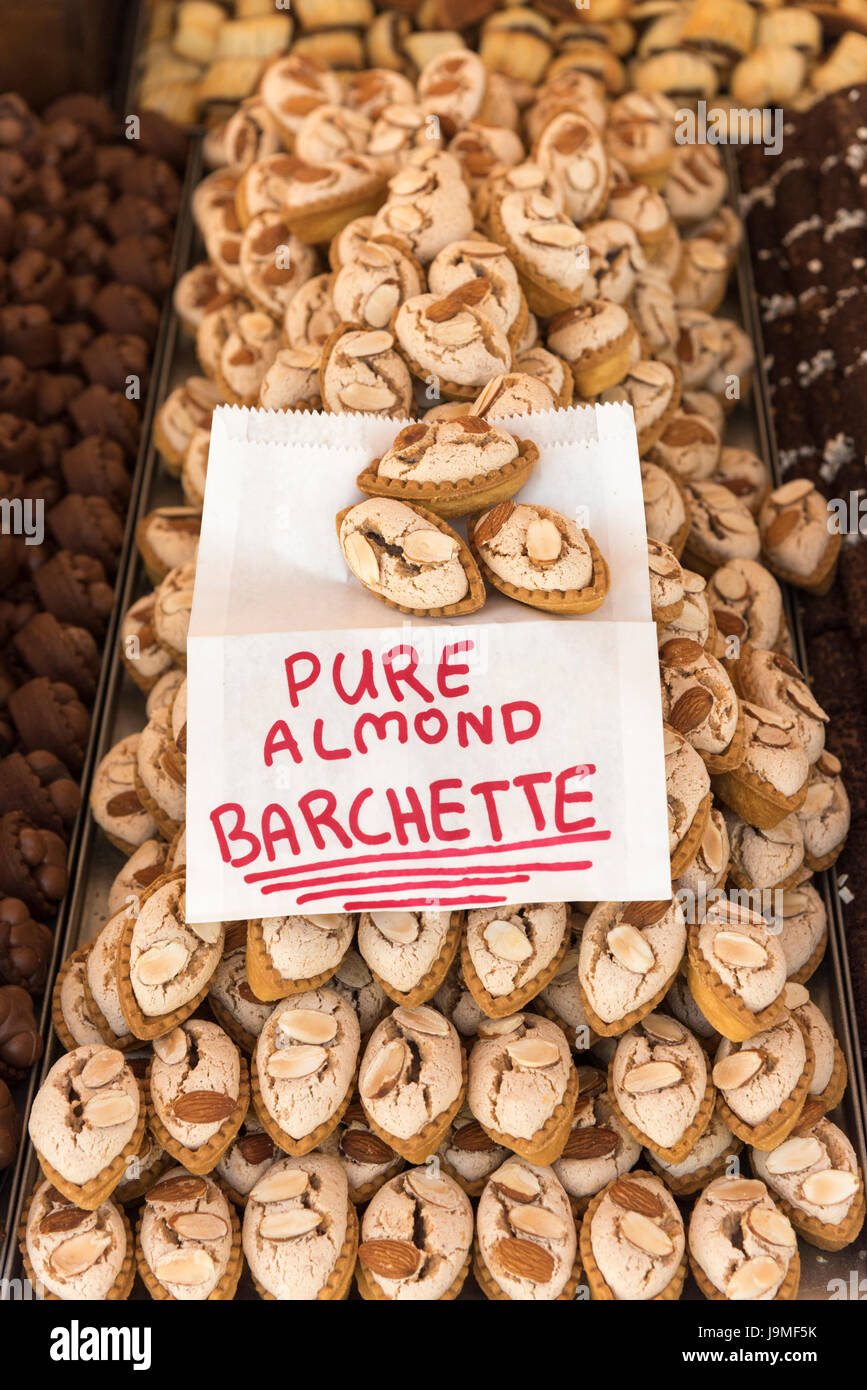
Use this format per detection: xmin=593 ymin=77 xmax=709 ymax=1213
xmin=185 ymin=403 xmax=671 ymax=921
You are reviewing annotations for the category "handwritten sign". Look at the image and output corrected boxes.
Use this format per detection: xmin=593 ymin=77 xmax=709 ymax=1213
xmin=185 ymin=405 xmax=671 ymax=920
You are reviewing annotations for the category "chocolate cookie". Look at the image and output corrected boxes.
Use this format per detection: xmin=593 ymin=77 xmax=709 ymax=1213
xmin=0 ymin=750 xmax=79 ymax=834
xmin=0 ymin=896 xmax=52 ymax=993
xmin=33 ymin=550 xmax=114 ymax=635
xmin=0 ymin=982 xmax=43 ymax=1082
xmin=8 ymin=677 xmax=90 ymax=773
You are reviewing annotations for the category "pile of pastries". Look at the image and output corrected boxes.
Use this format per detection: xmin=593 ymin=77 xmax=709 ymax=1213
xmin=136 ymin=0 xmax=867 ymax=128
xmin=18 ymin=10 xmax=865 ymax=1304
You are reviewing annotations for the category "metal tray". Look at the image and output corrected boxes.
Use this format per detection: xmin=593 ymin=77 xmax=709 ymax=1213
xmin=0 ymin=138 xmax=201 ymax=1269
xmin=3 ymin=143 xmax=865 ymax=1300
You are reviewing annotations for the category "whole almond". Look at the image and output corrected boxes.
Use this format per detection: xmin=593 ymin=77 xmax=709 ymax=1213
xmin=475 ymin=499 xmax=515 ymax=545
xmin=171 ymin=1090 xmax=236 ymax=1124
xmin=493 ymin=1236 xmax=556 ymax=1284
xmin=660 ymin=638 xmax=703 ymax=666
xmin=147 ymin=1175 xmax=208 ymax=1204
xmin=236 ymin=1132 xmax=275 ymax=1165
xmin=493 ymin=1163 xmax=541 ymax=1202
xmin=669 ymin=687 xmax=713 ymax=734
xmin=40 ymin=1208 xmax=88 ymax=1235
xmin=425 ymin=278 xmax=491 ymax=322
xmin=609 ymin=1179 xmax=665 ymax=1218
xmin=358 ymin=1239 xmax=422 ymax=1280
xmin=340 ymin=1128 xmax=396 ymax=1164
xmin=450 ymin=1120 xmax=497 ymax=1152
xmin=561 ymin=1127 xmax=619 ymax=1160
xmin=620 ymin=901 xmax=670 ymax=928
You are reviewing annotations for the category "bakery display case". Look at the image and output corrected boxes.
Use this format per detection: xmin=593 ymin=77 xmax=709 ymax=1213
xmin=0 ymin=0 xmax=866 ymax=1312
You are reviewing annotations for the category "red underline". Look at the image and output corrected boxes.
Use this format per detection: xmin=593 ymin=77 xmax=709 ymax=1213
xmin=293 ymin=874 xmax=532 ymax=904
xmin=244 ymin=825 xmax=609 ymax=882
xmin=258 ymin=859 xmax=595 ymax=892
xmin=342 ymin=895 xmax=509 ymax=908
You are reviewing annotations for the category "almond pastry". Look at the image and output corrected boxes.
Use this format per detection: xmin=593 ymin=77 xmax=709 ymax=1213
xmin=243 ymin=1153 xmax=358 ymax=1298
xmin=688 ymin=1175 xmax=800 ymax=1301
xmin=20 ymin=1180 xmax=135 ymax=1301
xmin=467 ymin=1013 xmax=578 ymax=1165
xmin=470 ymin=500 xmax=610 ymax=616
xmin=712 ymin=1011 xmax=813 ymax=1151
xmin=358 ymin=416 xmax=537 ymax=519
xmin=752 ymin=1117 xmax=865 ymax=1252
xmin=580 ymin=1169 xmax=687 ymax=1300
xmin=337 ymin=497 xmax=485 ymax=617
xmin=608 ymin=1014 xmax=714 ymax=1163
xmin=474 ymin=1159 xmax=580 ymax=1301
xmin=357 ymin=1166 xmax=473 ymax=1299
xmin=686 ymin=898 xmax=788 ymax=1043
xmin=358 ymin=1005 xmax=466 ymax=1163
xmin=137 ymin=1169 xmax=241 ymax=1301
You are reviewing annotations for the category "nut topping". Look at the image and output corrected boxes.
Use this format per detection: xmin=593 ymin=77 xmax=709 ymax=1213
xmin=134 ymin=939 xmax=190 ymax=987
xmin=509 ymin=1206 xmax=568 ymax=1240
xmin=172 ymin=1090 xmax=236 ymax=1124
xmin=525 ymin=516 xmax=563 ymax=566
xmin=619 ymin=1210 xmax=674 ymax=1257
xmin=154 ymin=1248 xmax=214 ymax=1286
xmin=392 ymin=1005 xmax=450 ymax=1036
xmin=477 ymin=1014 xmax=524 ymax=1039
xmin=189 ymin=920 xmax=221 ymax=945
xmin=726 ymin=1255 xmax=782 ymax=1300
xmin=277 ymin=1009 xmax=337 ymax=1045
xmin=405 ymin=1170 xmax=460 ymax=1209
xmin=401 ymin=530 xmax=459 ymax=565
xmin=561 ymin=1127 xmax=619 ymax=1159
xmin=475 ymin=499 xmax=515 ymax=545
xmin=668 ymin=687 xmax=713 ymax=734
xmin=80 ymin=1048 xmax=125 ymax=1090
xmin=621 ymin=1061 xmax=682 ymax=1094
xmin=715 ymin=1178 xmax=766 ymax=1201
xmin=361 ymin=1037 xmax=409 ymax=1098
xmin=747 ymin=1208 xmax=795 ymax=1246
xmin=641 ymin=1013 xmax=684 ymax=1043
xmin=168 ymin=1211 xmax=228 ymax=1241
xmin=340 ymin=1128 xmax=395 ymax=1164
xmin=609 ymin=1179 xmax=665 ymax=1217
xmin=267 ymin=1045 xmax=328 ymax=1080
xmin=370 ymin=910 xmax=418 ymax=944
xmin=712 ymin=1051 xmax=764 ymax=1090
xmin=493 ymin=1163 xmax=541 ymax=1203
xmin=713 ymin=931 xmax=769 ymax=969
xmin=153 ymin=1028 xmax=188 ymax=1066
xmin=484 ymin=918 xmax=533 ymax=963
xmin=506 ymin=1037 xmax=561 ymax=1069
xmin=801 ymin=1169 xmax=858 ymax=1206
xmin=50 ymin=1230 xmax=110 ymax=1277
xmin=82 ymin=1091 xmax=137 ymax=1127
xmin=765 ymin=1136 xmax=823 ymax=1175
xmin=493 ymin=1236 xmax=556 ymax=1284
xmin=358 ymin=1239 xmax=422 ymax=1280
xmin=147 ymin=1175 xmax=208 ymax=1203
xmin=250 ymin=1168 xmax=309 ymax=1202
xmin=608 ymin=923 xmax=655 ymax=974
xmin=304 ymin=914 xmax=345 ymax=931
xmin=344 ymin=530 xmax=380 ymax=586
xmin=260 ymin=1209 xmax=322 ymax=1240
